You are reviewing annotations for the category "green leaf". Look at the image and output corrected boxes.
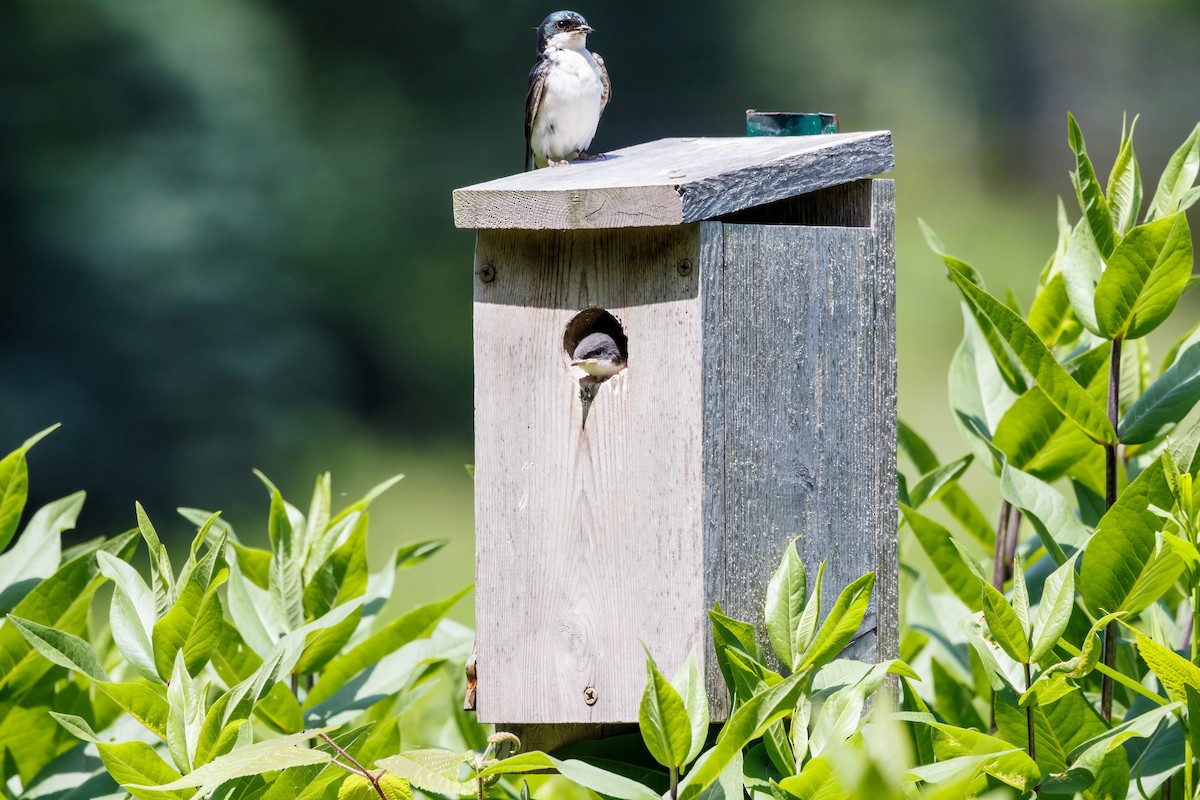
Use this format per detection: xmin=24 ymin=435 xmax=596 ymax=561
xmin=907 ymin=455 xmax=973 ymax=509
xmin=393 ymin=540 xmax=447 ymax=570
xmin=1029 ymin=555 xmax=1077 ymax=662
xmin=268 ymin=490 xmax=305 ymax=631
xmin=136 ymin=503 xmax=176 ymax=617
xmin=1147 ymin=122 xmax=1200 ymax=222
xmin=900 ymin=504 xmax=982 ymax=610
xmin=672 ymin=648 xmax=709 ymax=766
xmin=998 ymin=456 xmax=1090 ymax=564
xmin=0 ymin=449 xmax=29 ymax=552
xmin=97 ymin=680 xmax=171 ymax=740
xmin=946 ymin=258 xmax=1116 ymax=445
xmin=765 ymin=539 xmax=806 ymax=669
xmin=0 ymin=491 xmax=85 ymax=613
xmin=472 ymin=750 xmax=661 ymax=800
xmin=375 ymin=749 xmax=476 ymax=798
xmin=339 ymin=774 xmax=412 ymax=800
xmin=166 ymin=653 xmax=204 ymax=773
xmin=304 ymin=585 xmax=471 ymax=709
xmin=898 ymin=421 xmax=995 ymax=547
xmin=130 ymin=729 xmax=332 ymax=794
xmin=98 ymin=740 xmax=192 ymax=800
xmin=949 ymin=303 xmax=1020 ymax=466
xmin=677 ymin=669 xmax=808 ymax=800
xmin=709 ymin=602 xmax=763 ymax=696
xmin=639 ymin=652 xmax=692 ymax=769
xmin=49 ymin=711 xmax=104 ymax=743
xmin=97 ymin=549 xmax=160 ymax=683
xmin=1080 ymin=452 xmax=1188 ymax=616
xmin=927 ymin=721 xmax=1040 ymax=791
xmin=152 ymin=567 xmax=227 ymax=679
xmin=793 ymin=561 xmax=824 ymax=659
xmin=223 ymin=546 xmax=286 ymax=660
xmin=1061 ymin=219 xmax=1107 ymax=337
xmin=981 ymin=583 xmax=1030 ymax=664
xmin=6 ymin=614 xmax=109 ymax=681
xmin=1028 ymin=272 xmax=1078 ymax=348
xmin=1094 ymin=213 xmax=1193 ymax=339
xmin=797 ymin=573 xmax=874 ymax=671
xmin=1107 ymin=114 xmax=1142 ymax=235
xmin=1135 ymin=628 xmax=1200 ymax=704
xmin=1068 ymin=112 xmax=1116 ymax=257
xmin=1122 ymin=325 xmax=1200 ymax=444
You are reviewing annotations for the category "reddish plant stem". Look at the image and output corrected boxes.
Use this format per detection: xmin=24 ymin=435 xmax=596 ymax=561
xmin=1100 ymin=337 xmax=1123 ymax=723
xmin=1004 ymin=508 xmax=1023 ymax=581
xmin=993 ymin=499 xmax=1013 ymax=591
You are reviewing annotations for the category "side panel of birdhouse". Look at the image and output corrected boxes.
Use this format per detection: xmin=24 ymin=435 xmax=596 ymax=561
xmin=473 ymin=225 xmax=709 ymax=724
xmin=700 ymin=179 xmax=897 ymax=718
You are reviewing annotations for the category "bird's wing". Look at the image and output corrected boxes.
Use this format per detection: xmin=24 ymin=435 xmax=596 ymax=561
xmin=524 ymin=55 xmax=550 ymax=171
xmin=594 ymin=51 xmax=611 ymax=114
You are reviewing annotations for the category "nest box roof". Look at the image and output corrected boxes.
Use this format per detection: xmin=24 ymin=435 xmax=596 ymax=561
xmin=452 ymin=131 xmax=893 ymax=230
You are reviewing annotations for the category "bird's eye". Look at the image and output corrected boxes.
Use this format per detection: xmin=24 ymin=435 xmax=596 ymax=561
xmin=557 ymin=20 xmax=569 ymax=28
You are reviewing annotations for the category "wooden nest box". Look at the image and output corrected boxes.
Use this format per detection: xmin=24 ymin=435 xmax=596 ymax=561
xmin=453 ymin=131 xmax=898 ymax=732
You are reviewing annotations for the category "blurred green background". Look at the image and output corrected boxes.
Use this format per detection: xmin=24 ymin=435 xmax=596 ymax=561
xmin=3 ymin=0 xmax=1199 ymax=622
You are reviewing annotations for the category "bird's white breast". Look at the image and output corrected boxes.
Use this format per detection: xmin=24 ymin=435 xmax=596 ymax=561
xmin=532 ymin=48 xmax=605 ymax=163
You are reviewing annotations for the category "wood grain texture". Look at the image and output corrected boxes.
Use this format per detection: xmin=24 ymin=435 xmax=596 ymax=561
xmin=473 ymin=225 xmax=708 ymax=724
xmin=454 ymin=132 xmax=893 ymax=230
xmin=702 ymin=179 xmax=897 ymax=704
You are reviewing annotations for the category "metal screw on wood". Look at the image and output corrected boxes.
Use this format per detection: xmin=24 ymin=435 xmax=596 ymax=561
xmin=583 ymin=686 xmax=598 ymax=706
xmin=676 ymin=258 xmax=692 ymax=277
xmin=479 ymin=263 xmax=497 ymax=283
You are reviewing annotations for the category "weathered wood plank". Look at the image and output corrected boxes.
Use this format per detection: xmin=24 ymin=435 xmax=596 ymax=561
xmin=453 ymin=132 xmax=893 ymax=230
xmin=473 ymin=226 xmax=708 ymax=724
xmin=705 ymin=179 xmax=897 ymax=684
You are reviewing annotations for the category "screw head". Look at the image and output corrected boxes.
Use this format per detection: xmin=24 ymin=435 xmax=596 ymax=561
xmin=479 ymin=263 xmax=496 ymax=283
xmin=583 ymin=686 xmax=598 ymax=706
xmin=676 ymin=258 xmax=692 ymax=277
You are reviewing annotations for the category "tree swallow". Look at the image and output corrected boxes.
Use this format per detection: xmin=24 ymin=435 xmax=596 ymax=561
xmin=525 ymin=11 xmax=611 ymax=170
xmin=571 ymin=331 xmax=626 ymax=383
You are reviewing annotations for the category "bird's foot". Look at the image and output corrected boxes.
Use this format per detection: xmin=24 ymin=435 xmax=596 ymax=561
xmin=547 ymin=158 xmax=571 ymax=168
xmin=576 ymin=150 xmax=607 ymax=161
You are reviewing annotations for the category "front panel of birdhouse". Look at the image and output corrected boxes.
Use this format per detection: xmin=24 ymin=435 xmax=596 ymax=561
xmin=472 ymin=225 xmax=708 ymax=724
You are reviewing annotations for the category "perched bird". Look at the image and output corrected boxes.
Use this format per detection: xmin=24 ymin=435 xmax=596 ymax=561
xmin=571 ymin=331 xmax=626 ymax=383
xmin=524 ymin=10 xmax=611 ymax=170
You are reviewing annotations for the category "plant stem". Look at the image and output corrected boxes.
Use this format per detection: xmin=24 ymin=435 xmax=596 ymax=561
xmin=1024 ymin=662 xmax=1036 ymax=762
xmin=993 ymin=499 xmax=1012 ymax=591
xmin=321 ymin=733 xmax=389 ymax=799
xmin=670 ymin=766 xmax=679 ymax=800
xmin=1100 ymin=337 xmax=1123 ymax=723
xmin=1004 ymin=508 xmax=1023 ymax=582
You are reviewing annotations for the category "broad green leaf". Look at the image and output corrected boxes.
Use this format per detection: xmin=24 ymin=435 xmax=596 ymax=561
xmin=1011 ymin=554 xmax=1029 ymax=632
xmin=900 ymin=504 xmax=982 ymax=610
xmin=639 ymin=653 xmax=692 ymax=769
xmin=677 ymin=669 xmax=808 ymax=800
xmin=992 ymin=342 xmax=1108 ymax=483
xmin=393 ymin=540 xmax=447 ymax=570
xmin=1106 ymin=114 xmax=1142 ymax=235
xmin=472 ymin=750 xmax=661 ymax=800
xmin=98 ymin=740 xmax=191 ymax=800
xmin=375 ymin=749 xmax=476 ymax=798
xmin=672 ymin=648 xmax=709 ymax=766
xmin=778 ymin=757 xmax=838 ymax=798
xmin=898 ymin=420 xmax=994 ymax=547
xmin=946 ymin=259 xmax=1116 ymax=445
xmin=797 ymin=573 xmax=874 ymax=671
xmin=130 ymin=729 xmax=332 ymax=794
xmin=7 ymin=614 xmax=109 ymax=681
xmin=49 ymin=711 xmax=103 ymax=743
xmin=1122 ymin=326 xmax=1200 ymax=444
xmin=1048 ymin=702 xmax=1171 ymax=796
xmin=1094 ymin=214 xmax=1193 ymax=340
xmin=1068 ymin=112 xmax=1116 ymax=257
xmin=931 ymin=658 xmax=987 ymax=731
xmin=998 ymin=456 xmax=1090 ymax=564
xmin=223 ymin=547 xmax=286 ymax=660
xmin=1147 ymin=122 xmax=1200 ymax=222
xmin=1029 ymin=555 xmax=1077 ymax=662
xmin=807 ymin=680 xmax=866 ymax=758
xmin=949 ymin=303 xmax=1021 ymax=466
xmin=794 ymin=561 xmax=824 ymax=658
xmin=0 ymin=449 xmax=29 ymax=552
xmin=166 ymin=653 xmax=203 ymax=773
xmin=927 ymin=721 xmax=1040 ymax=791
xmin=1135 ymin=628 xmax=1200 ymax=704
xmin=1080 ymin=453 xmax=1187 ymax=616
xmin=1027 ymin=272 xmax=1078 ymax=348
xmin=0 ymin=491 xmax=85 ymax=613
xmin=301 ymin=472 xmax=332 ymax=571
xmin=765 ymin=539 xmax=806 ymax=668
xmin=268 ymin=490 xmax=305 ymax=631
xmin=339 ymin=774 xmax=412 ymax=800
xmin=709 ymin=602 xmax=763 ymax=696
xmin=295 ymin=515 xmax=369 ymax=674
xmin=97 ymin=680 xmax=171 ymax=740
xmin=152 ymin=567 xmax=227 ymax=679
xmin=305 ymin=586 xmax=471 ymax=709
xmin=1062 ymin=219 xmax=1106 ymax=337
xmin=97 ymin=549 xmax=160 ymax=683
xmin=980 ymin=583 xmax=1030 ymax=663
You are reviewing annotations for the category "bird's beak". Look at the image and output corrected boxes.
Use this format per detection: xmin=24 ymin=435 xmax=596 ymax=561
xmin=571 ymin=358 xmax=598 ymax=367
xmin=579 ymin=25 xmax=594 ymax=33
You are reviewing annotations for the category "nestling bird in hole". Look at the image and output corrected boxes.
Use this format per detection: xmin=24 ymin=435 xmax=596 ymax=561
xmin=525 ymin=10 xmax=611 ymax=170
xmin=571 ymin=331 xmax=626 ymax=384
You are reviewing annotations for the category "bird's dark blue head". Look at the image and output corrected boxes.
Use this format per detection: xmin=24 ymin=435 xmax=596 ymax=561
xmin=536 ymin=10 xmax=593 ymax=52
